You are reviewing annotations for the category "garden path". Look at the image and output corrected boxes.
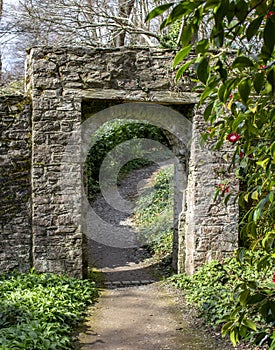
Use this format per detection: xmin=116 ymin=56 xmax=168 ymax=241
xmin=77 ymin=283 xmax=235 ymax=350
xmin=77 ymin=164 xmax=253 ymax=350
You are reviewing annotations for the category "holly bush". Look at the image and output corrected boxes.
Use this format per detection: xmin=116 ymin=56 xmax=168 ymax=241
xmin=147 ymin=0 xmax=275 ymax=347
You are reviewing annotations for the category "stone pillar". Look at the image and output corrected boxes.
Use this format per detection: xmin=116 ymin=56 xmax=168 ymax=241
xmin=27 ymin=49 xmax=87 ymax=278
xmin=184 ymin=110 xmax=239 ymax=274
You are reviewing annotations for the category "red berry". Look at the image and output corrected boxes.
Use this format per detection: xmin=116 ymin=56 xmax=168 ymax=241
xmin=266 ymin=11 xmax=275 ymax=19
xmin=218 ymin=184 xmax=230 ymax=193
xmin=226 ymin=132 xmax=241 ymax=143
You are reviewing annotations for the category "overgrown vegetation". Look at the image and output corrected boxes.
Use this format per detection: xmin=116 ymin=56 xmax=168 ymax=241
xmin=169 ymin=252 xmax=275 ymax=348
xmin=0 ymin=270 xmax=98 ymax=349
xmin=133 ymin=164 xmax=174 ymax=262
xmin=86 ymin=119 xmax=170 ymax=200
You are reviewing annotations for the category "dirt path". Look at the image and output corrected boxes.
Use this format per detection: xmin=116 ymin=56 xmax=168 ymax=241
xmin=77 ymin=164 xmax=251 ymax=350
xmin=87 ymin=162 xmax=170 ymax=288
xmin=77 ymin=282 xmax=239 ymax=350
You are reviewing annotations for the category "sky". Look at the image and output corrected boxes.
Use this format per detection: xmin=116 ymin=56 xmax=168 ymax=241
xmin=1 ymin=0 xmax=22 ymax=73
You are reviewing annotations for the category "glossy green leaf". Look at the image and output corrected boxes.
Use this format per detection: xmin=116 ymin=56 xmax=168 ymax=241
xmin=216 ymin=60 xmax=228 ymax=81
xmin=169 ymin=2 xmax=193 ymax=21
xmin=254 ymin=72 xmax=265 ymax=93
xmin=251 ymin=191 xmax=258 ymax=200
xmin=235 ymin=0 xmax=249 ymax=22
xmin=238 ymin=78 xmax=251 ymax=104
xmin=173 ymin=45 xmax=193 ymax=68
xmin=200 ymin=86 xmax=213 ymax=104
xmin=252 ymin=0 xmax=267 ymax=15
xmin=247 ymin=293 xmax=266 ymax=304
xmin=224 ymin=193 xmax=232 ymax=206
xmin=175 ymin=59 xmax=194 ymax=82
xmin=232 ymin=56 xmax=254 ymax=69
xmin=205 ymin=0 xmax=220 ymax=10
xmin=236 ymin=247 xmax=246 ymax=263
xmin=145 ymin=3 xmax=174 ymax=22
xmin=179 ymin=23 xmax=193 ymax=46
xmin=218 ymin=83 xmax=227 ymax=102
xmin=270 ymin=142 xmax=275 ymax=161
xmin=253 ymin=208 xmax=261 ymax=222
xmin=226 ymin=1 xmax=235 ymax=22
xmin=242 ymin=319 xmax=257 ymax=331
xmin=222 ymin=321 xmax=234 ymax=336
xmin=246 ymin=16 xmax=263 ymax=41
xmin=196 ymin=39 xmax=209 ymax=54
xmin=197 ymin=57 xmax=209 ymax=84
xmin=232 ymin=114 xmax=246 ymax=130
xmin=230 ymin=329 xmax=239 ymax=346
xmin=256 ymin=157 xmax=270 ymax=169
xmin=211 ymin=23 xmax=224 ymax=47
xmin=203 ymin=102 xmax=214 ymax=120
xmin=257 ymin=255 xmax=270 ymax=271
xmin=267 ymin=67 xmax=275 ymax=93
xmin=214 ymin=0 xmax=229 ymax=22
xmin=264 ymin=19 xmax=275 ymax=54
xmin=239 ymin=289 xmax=250 ymax=306
xmin=269 ymin=190 xmax=274 ymax=203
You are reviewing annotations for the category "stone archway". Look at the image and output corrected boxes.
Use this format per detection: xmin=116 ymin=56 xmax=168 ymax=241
xmin=2 ymin=46 xmax=238 ymax=278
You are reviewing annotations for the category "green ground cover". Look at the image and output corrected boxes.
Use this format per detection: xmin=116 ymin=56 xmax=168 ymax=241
xmin=133 ymin=164 xmax=174 ymax=262
xmin=169 ymin=253 xmax=275 ymax=348
xmin=0 ymin=270 xmax=98 ymax=350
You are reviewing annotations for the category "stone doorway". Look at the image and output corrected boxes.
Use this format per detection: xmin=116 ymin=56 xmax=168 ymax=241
xmin=81 ymin=100 xmax=193 ymax=280
xmin=3 ymin=46 xmax=238 ymax=278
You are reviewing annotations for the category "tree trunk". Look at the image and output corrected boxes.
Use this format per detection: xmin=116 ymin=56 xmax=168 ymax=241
xmin=116 ymin=0 xmax=135 ymax=47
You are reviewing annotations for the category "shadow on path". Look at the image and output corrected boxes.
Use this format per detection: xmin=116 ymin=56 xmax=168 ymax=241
xmin=87 ymin=163 xmax=172 ymax=288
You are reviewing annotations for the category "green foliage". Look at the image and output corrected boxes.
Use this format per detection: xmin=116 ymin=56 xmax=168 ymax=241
xmin=86 ymin=119 xmax=170 ymax=200
xmin=148 ymin=0 xmax=275 ymax=346
xmin=160 ymin=20 xmax=182 ymax=48
xmin=133 ymin=165 xmax=174 ymax=260
xmin=0 ymin=80 xmax=24 ymax=96
xmin=0 ymin=270 xmax=98 ymax=349
xmin=169 ymin=251 xmax=275 ymax=348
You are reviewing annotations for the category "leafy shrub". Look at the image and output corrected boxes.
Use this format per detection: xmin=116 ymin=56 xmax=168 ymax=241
xmin=134 ymin=165 xmax=174 ymax=260
xmin=169 ymin=251 xmax=275 ymax=348
xmin=86 ymin=119 xmax=170 ymax=199
xmin=0 ymin=270 xmax=98 ymax=349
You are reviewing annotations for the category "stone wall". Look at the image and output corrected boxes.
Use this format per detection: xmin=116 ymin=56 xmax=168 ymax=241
xmin=0 ymin=46 xmax=238 ymax=277
xmin=0 ymin=96 xmax=32 ymax=272
xmin=183 ymin=109 xmax=238 ymax=274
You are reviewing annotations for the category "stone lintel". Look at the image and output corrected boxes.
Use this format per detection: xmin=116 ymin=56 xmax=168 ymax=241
xmin=80 ymin=89 xmax=199 ymax=104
